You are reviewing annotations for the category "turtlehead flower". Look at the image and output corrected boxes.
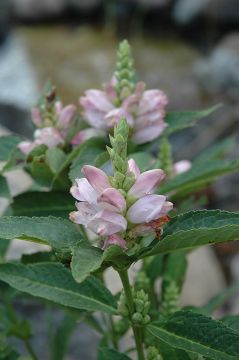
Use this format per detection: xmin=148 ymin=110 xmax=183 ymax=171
xmin=19 ymin=101 xmax=76 ymax=155
xmin=173 ymin=160 xmax=192 ymax=175
xmin=73 ymin=80 xmax=168 ymax=145
xmin=70 ymin=159 xmax=173 ymax=250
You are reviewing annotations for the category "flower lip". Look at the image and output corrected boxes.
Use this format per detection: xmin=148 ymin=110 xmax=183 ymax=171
xmin=127 ymin=169 xmax=165 ymax=199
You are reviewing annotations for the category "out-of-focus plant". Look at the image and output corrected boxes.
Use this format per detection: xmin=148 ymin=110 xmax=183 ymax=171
xmin=0 ymin=41 xmax=239 ymax=360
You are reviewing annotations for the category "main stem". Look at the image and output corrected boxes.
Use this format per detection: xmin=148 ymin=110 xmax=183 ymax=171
xmin=118 ymin=269 xmax=145 ymax=360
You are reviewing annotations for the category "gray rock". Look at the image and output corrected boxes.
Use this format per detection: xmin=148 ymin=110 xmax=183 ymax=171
xmin=13 ymin=0 xmax=67 ymax=19
xmin=195 ymin=33 xmax=239 ymax=100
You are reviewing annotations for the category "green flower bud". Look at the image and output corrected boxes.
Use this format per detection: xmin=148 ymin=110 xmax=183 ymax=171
xmin=161 ymin=280 xmax=180 ymax=317
xmin=132 ymin=312 xmax=143 ymax=324
xmin=115 ymin=40 xmax=135 ymax=102
xmin=146 ymin=346 xmax=162 ymax=360
xmin=159 ymin=137 xmax=173 ymax=177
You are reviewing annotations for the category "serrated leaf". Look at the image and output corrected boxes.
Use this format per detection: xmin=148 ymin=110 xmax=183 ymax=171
xmin=71 ymin=242 xmax=103 ymax=283
xmin=157 ymin=339 xmax=192 ymax=360
xmin=11 ymin=191 xmax=74 ymax=218
xmin=98 ymin=348 xmax=131 ymax=360
xmin=140 ymin=210 xmax=239 ymax=258
xmin=164 ymin=104 xmax=221 ymax=136
xmin=148 ymin=310 xmax=239 ymax=360
xmin=160 ymin=159 xmax=239 ymax=197
xmin=0 ymin=216 xmax=81 ymax=250
xmin=0 ymin=136 xmax=21 ymax=162
xmin=0 ymin=176 xmax=11 ymax=201
xmin=222 ymin=315 xmax=239 ymax=333
xmin=69 ymin=138 xmax=106 ymax=182
xmin=0 ymin=262 xmax=117 ymax=314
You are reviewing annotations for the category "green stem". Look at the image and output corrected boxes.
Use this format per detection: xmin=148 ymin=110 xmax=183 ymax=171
xmin=24 ymin=339 xmax=38 ymax=360
xmin=118 ymin=270 xmax=145 ymax=360
xmin=109 ymin=315 xmax=119 ymax=350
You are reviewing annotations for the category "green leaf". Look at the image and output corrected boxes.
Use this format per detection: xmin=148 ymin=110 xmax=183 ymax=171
xmin=200 ymin=283 xmax=239 ymax=315
xmin=98 ymin=348 xmax=131 ymax=360
xmin=148 ymin=310 xmax=239 ymax=360
xmin=0 ymin=136 xmax=21 ymax=162
xmin=222 ymin=315 xmax=239 ymax=333
xmin=164 ymin=104 xmax=221 ymax=136
xmin=0 ymin=176 xmax=11 ymax=201
xmin=141 ymin=210 xmax=239 ymax=258
xmin=21 ymin=251 xmax=56 ymax=264
xmin=11 ymin=191 xmax=74 ymax=218
xmin=160 ymin=159 xmax=239 ymax=197
xmin=50 ymin=315 xmax=76 ymax=360
xmin=156 ymin=339 xmax=192 ymax=360
xmin=71 ymin=242 xmax=103 ymax=283
xmin=145 ymin=254 xmax=164 ymax=282
xmin=0 ymin=239 xmax=10 ymax=261
xmin=193 ymin=137 xmax=236 ymax=165
xmin=163 ymin=251 xmax=187 ymax=290
xmin=69 ymin=138 xmax=106 ymax=182
xmin=46 ymin=148 xmax=67 ymax=174
xmin=0 ymin=216 xmax=81 ymax=250
xmin=0 ymin=262 xmax=117 ymax=314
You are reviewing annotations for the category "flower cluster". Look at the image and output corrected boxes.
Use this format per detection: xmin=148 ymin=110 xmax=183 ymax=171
xmin=73 ymin=40 xmax=168 ymax=145
xmin=74 ymin=82 xmax=168 ymax=145
xmin=19 ymin=89 xmax=76 ymax=155
xmin=69 ymin=159 xmax=173 ymax=250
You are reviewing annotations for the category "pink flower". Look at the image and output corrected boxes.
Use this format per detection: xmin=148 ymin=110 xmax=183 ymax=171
xmin=173 ymin=160 xmax=192 ymax=175
xmin=76 ymin=80 xmax=168 ymax=145
xmin=69 ymin=159 xmax=173 ymax=250
xmin=102 ymin=234 xmax=126 ymax=250
xmin=69 ymin=166 xmax=127 ymax=241
xmin=18 ymin=127 xmax=64 ymax=155
xmin=19 ymin=100 xmax=76 ymax=155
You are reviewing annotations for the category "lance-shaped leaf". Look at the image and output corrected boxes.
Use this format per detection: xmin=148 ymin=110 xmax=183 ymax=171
xmin=222 ymin=315 xmax=239 ymax=333
xmin=148 ymin=310 xmax=239 ymax=360
xmin=0 ymin=262 xmax=117 ymax=314
xmin=160 ymin=159 xmax=239 ymax=197
xmin=164 ymin=104 xmax=221 ymax=136
xmin=11 ymin=191 xmax=74 ymax=218
xmin=98 ymin=348 xmax=131 ymax=360
xmin=0 ymin=135 xmax=21 ymax=162
xmin=0 ymin=175 xmax=11 ymax=201
xmin=140 ymin=210 xmax=239 ymax=257
xmin=0 ymin=216 xmax=81 ymax=250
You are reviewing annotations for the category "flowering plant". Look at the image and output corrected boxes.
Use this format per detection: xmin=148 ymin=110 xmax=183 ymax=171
xmin=0 ymin=41 xmax=239 ymax=360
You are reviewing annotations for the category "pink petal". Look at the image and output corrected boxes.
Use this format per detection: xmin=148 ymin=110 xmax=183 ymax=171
xmin=128 ymin=169 xmax=165 ymax=199
xmin=82 ymin=165 xmax=111 ymax=193
xmin=127 ymin=194 xmax=169 ymax=224
xmin=83 ymin=108 xmax=106 ymax=130
xmin=90 ymin=209 xmax=127 ymax=236
xmin=102 ymin=234 xmax=127 ymax=250
xmin=69 ymin=202 xmax=97 ymax=226
xmin=84 ymin=90 xmax=114 ymax=112
xmin=98 ymin=188 xmax=126 ymax=212
xmin=105 ymin=108 xmax=134 ymax=128
xmin=122 ymin=94 xmax=139 ymax=113
xmin=103 ymin=77 xmax=118 ymax=102
xmin=34 ymin=127 xmax=64 ymax=148
xmin=71 ymin=128 xmax=104 ymax=146
xmin=132 ymin=121 xmax=167 ymax=144
xmin=31 ymin=108 xmax=43 ymax=126
xmin=70 ymin=178 xmax=97 ymax=203
xmin=58 ymin=104 xmax=76 ymax=128
xmin=173 ymin=160 xmax=192 ymax=175
xmin=139 ymin=90 xmax=168 ymax=115
xmin=128 ymin=159 xmax=141 ymax=178
xmin=18 ymin=141 xmax=35 ymax=155
xmin=54 ymin=101 xmax=63 ymax=115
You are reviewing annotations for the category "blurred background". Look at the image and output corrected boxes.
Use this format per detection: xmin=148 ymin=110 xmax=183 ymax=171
xmin=0 ymin=0 xmax=239 ymax=358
